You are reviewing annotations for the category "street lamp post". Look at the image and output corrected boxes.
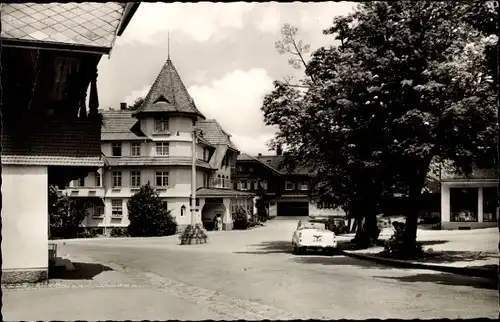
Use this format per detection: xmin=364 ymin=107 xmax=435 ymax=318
xmin=179 ymin=126 xmax=208 ymax=245
xmin=191 ymin=126 xmax=199 ymax=225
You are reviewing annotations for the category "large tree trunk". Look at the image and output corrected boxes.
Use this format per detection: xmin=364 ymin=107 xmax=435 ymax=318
xmin=403 ymin=169 xmax=428 ymax=257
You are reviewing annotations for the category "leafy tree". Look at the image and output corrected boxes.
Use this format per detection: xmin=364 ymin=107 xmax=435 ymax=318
xmin=49 ymin=185 xmax=87 ymax=239
xmin=129 ymin=97 xmax=145 ymax=110
xmin=127 ymin=182 xmax=177 ymax=237
xmin=262 ymin=2 xmax=497 ymax=255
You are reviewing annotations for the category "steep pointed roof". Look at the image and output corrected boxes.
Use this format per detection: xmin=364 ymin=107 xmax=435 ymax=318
xmin=133 ymin=58 xmax=205 ymax=119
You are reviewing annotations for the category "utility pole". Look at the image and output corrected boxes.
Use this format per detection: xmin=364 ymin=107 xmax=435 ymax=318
xmin=191 ymin=127 xmax=198 ymax=225
xmin=496 ymin=0 xmax=500 ymax=254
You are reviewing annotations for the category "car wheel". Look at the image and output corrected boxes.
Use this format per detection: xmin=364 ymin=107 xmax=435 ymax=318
xmin=297 ymin=247 xmax=305 ymax=255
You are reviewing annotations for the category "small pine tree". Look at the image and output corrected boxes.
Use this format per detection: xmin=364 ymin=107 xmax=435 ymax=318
xmin=127 ymin=182 xmax=177 ymax=237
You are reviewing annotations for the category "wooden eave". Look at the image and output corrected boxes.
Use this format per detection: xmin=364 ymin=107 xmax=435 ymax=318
xmin=117 ymin=3 xmax=141 ymax=36
xmin=0 ymin=38 xmax=112 ymax=55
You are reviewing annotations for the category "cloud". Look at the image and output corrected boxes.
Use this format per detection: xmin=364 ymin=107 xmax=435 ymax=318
xmin=231 ymin=133 xmax=276 ymax=156
xmin=187 ymin=68 xmax=277 ymax=154
xmin=256 ymin=5 xmax=281 ymax=33
xmin=123 ymin=86 xmax=150 ymax=105
xmin=117 ymin=2 xmax=255 ymax=44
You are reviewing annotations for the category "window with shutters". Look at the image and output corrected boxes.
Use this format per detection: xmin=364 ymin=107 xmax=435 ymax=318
xmin=112 ymin=172 xmax=122 ymax=187
xmin=156 ymin=142 xmax=169 ymax=156
xmin=112 ymin=143 xmax=122 ymax=156
xmin=156 ymin=171 xmax=169 ymax=187
xmin=130 ymin=171 xmax=141 ymax=187
xmin=111 ymin=199 xmax=123 ymax=217
xmin=131 ymin=143 xmax=141 ymax=156
xmin=155 ymin=118 xmax=168 ymax=132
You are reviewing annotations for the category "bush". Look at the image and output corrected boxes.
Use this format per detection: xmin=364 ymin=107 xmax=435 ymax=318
xmin=327 ymin=217 xmax=350 ymax=235
xmin=233 ymin=209 xmax=249 ymax=230
xmin=127 ymin=183 xmax=177 ymax=237
xmin=110 ymin=227 xmax=129 ymax=237
xmin=76 ymin=229 xmax=98 ymax=239
xmin=49 ymin=185 xmax=87 ymax=239
xmin=383 ymin=221 xmax=423 ymax=259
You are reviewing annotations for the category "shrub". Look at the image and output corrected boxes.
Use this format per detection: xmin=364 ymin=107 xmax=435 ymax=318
xmin=233 ymin=209 xmax=249 ymax=230
xmin=127 ymin=183 xmax=177 ymax=237
xmin=76 ymin=229 xmax=98 ymax=239
xmin=110 ymin=227 xmax=129 ymax=237
xmin=49 ymin=185 xmax=87 ymax=239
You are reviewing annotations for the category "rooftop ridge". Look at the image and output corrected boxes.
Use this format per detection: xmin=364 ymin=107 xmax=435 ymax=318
xmin=135 ymin=58 xmax=205 ymax=118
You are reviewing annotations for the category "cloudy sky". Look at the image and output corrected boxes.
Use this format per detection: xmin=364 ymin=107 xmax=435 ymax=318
xmin=98 ymin=2 xmax=355 ymax=155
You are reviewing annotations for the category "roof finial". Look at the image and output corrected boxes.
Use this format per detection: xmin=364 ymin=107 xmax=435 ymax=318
xmin=167 ymin=31 xmax=170 ymax=60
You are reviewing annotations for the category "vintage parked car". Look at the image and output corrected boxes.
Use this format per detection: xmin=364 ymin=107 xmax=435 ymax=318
xmin=292 ymin=219 xmax=338 ymax=255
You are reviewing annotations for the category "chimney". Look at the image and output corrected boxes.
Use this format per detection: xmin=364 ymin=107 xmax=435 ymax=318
xmin=120 ymin=102 xmax=127 ymax=110
xmin=276 ymin=145 xmax=282 ymax=156
xmin=258 ymin=153 xmax=262 ymax=157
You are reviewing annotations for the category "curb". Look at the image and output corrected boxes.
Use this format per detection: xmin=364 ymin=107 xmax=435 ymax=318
xmin=341 ymin=250 xmax=499 ymax=280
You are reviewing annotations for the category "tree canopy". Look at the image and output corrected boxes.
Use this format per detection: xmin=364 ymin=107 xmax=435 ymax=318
xmin=261 ymin=1 xmax=498 ymax=253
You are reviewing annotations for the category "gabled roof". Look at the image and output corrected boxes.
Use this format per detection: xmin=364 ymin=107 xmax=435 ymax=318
xmin=101 ymin=110 xmax=148 ymax=141
xmin=0 ymin=3 xmax=139 ymax=54
xmin=196 ymin=119 xmax=238 ymax=151
xmin=237 ymin=153 xmax=282 ymax=175
xmin=236 ymin=154 xmax=315 ymax=176
xmin=134 ymin=58 xmax=205 ymax=119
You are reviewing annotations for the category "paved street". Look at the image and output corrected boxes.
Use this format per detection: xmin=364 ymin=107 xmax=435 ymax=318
xmin=3 ymin=217 xmax=498 ymax=320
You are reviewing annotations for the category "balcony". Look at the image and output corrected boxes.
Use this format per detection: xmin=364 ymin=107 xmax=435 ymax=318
xmin=281 ymin=188 xmax=309 ymax=197
xmin=62 ymin=186 xmax=105 ymax=198
xmin=209 ymin=178 xmax=232 ymax=189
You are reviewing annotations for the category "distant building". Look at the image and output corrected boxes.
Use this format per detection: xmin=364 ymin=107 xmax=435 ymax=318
xmin=232 ymin=153 xmax=339 ymax=217
xmin=62 ymin=57 xmax=253 ymax=234
xmin=440 ymin=164 xmax=498 ymax=229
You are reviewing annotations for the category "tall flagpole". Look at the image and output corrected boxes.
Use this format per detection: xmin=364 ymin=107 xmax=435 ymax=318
xmin=191 ymin=127 xmax=197 ymax=225
xmin=167 ymin=31 xmax=170 ymax=60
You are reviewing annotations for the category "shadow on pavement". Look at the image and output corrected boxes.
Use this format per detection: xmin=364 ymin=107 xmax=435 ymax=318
xmin=293 ymin=255 xmax=394 ymax=269
xmin=374 ymin=273 xmax=498 ymax=290
xmin=412 ymin=251 xmax=498 ymax=264
xmin=234 ymin=240 xmax=294 ymax=255
xmin=49 ymin=262 xmax=113 ymax=280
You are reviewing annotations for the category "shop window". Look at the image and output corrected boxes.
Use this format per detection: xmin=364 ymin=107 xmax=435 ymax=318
xmin=450 ymin=188 xmax=478 ymax=222
xmin=483 ymin=187 xmax=498 ymax=222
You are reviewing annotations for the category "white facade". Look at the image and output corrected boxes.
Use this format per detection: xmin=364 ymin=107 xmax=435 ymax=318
xmin=1 ymin=165 xmax=49 ymax=280
xmin=63 ymin=114 xmax=240 ymax=234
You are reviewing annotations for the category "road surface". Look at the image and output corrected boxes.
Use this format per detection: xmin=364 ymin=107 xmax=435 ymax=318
xmin=3 ymin=217 xmax=498 ymax=320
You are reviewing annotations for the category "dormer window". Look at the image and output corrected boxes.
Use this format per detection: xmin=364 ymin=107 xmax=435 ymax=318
xmin=155 ymin=117 xmax=168 ymax=133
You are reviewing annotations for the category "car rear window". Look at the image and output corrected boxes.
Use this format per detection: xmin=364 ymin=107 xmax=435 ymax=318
xmin=300 ymin=222 xmax=326 ymax=230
